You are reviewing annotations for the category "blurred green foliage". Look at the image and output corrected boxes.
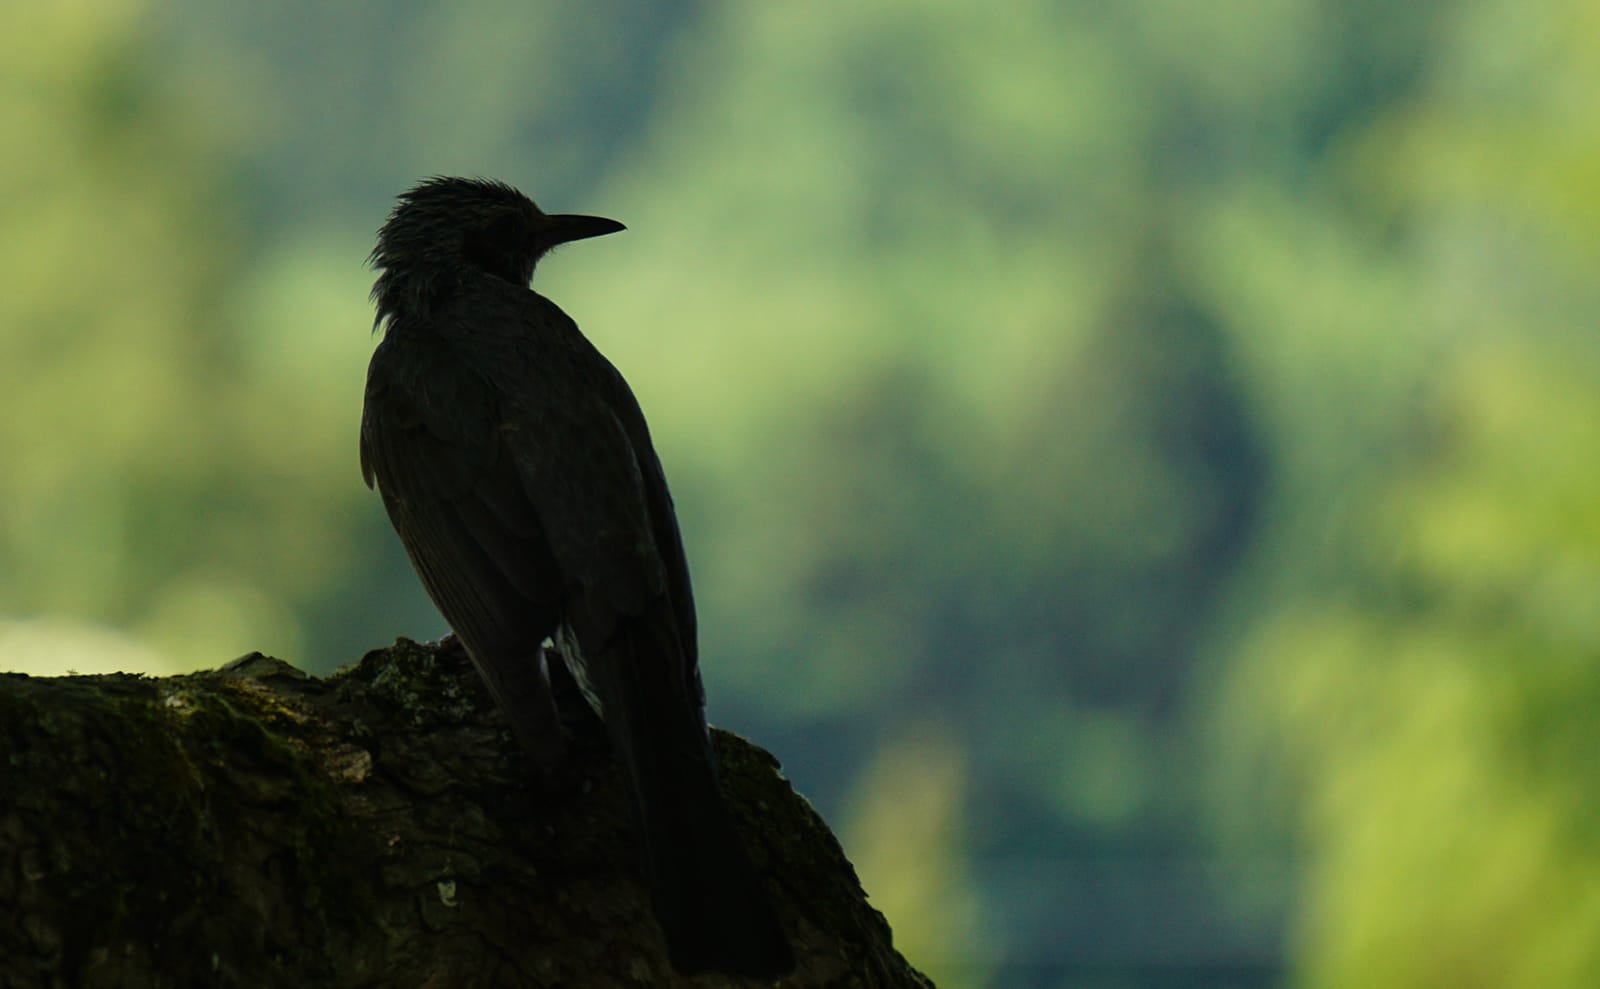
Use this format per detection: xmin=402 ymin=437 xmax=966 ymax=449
xmin=2 ymin=0 xmax=1596 ymax=986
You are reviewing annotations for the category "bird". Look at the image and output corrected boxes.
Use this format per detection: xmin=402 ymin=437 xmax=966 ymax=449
xmin=359 ymin=176 xmax=793 ymax=978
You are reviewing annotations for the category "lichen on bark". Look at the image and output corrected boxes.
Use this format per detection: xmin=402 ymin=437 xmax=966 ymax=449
xmin=0 ymin=641 xmax=932 ymax=988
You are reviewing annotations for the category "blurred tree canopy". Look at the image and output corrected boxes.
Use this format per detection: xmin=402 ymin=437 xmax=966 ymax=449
xmin=0 ymin=1 xmax=369 ymax=672
xmin=2 ymin=0 xmax=1596 ymax=986
xmin=1214 ymin=0 xmax=1600 ymax=986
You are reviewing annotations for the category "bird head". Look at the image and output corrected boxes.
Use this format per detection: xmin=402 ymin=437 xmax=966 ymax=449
xmin=369 ymin=176 xmax=624 ymax=326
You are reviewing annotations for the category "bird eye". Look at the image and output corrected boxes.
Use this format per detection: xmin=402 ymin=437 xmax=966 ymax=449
xmin=462 ymin=213 xmax=525 ymax=273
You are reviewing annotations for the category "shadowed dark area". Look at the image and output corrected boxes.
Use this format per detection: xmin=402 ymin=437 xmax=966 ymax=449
xmin=0 ymin=642 xmax=928 ymax=989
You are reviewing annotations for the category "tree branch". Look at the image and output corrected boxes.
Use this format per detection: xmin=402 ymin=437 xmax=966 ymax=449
xmin=0 ymin=640 xmax=932 ymax=988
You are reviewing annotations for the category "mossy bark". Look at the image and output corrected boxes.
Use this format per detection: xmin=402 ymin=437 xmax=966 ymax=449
xmin=0 ymin=640 xmax=932 ymax=989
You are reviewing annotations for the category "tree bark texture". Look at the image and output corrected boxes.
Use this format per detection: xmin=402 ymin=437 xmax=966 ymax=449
xmin=0 ymin=641 xmax=933 ymax=989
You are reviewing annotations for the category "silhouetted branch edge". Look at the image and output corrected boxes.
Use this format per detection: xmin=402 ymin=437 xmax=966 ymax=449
xmin=0 ymin=640 xmax=933 ymax=988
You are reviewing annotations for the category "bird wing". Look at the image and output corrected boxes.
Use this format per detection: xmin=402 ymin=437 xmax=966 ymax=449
xmin=363 ymin=329 xmax=582 ymax=755
xmin=592 ymin=377 xmax=704 ymax=704
xmin=493 ymin=295 xmax=699 ymax=696
xmin=360 ymin=315 xmax=674 ymax=648
xmin=498 ymin=369 xmax=670 ymax=635
xmin=360 ymin=334 xmax=569 ymax=763
xmin=639 ymin=451 xmax=703 ymax=708
xmin=361 ymin=336 xmax=562 ymax=616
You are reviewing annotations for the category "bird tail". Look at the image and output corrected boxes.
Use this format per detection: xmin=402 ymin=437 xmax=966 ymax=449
xmin=590 ymin=607 xmax=794 ymax=979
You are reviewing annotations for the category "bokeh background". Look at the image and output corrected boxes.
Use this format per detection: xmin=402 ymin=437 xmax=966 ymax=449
xmin=4 ymin=0 xmax=1598 ymax=986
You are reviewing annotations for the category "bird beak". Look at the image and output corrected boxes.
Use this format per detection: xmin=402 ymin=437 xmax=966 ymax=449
xmin=543 ymin=213 xmax=626 ymax=246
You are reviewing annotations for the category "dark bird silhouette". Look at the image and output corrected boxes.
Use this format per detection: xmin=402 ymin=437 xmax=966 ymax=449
xmin=359 ymin=176 xmax=793 ymax=978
